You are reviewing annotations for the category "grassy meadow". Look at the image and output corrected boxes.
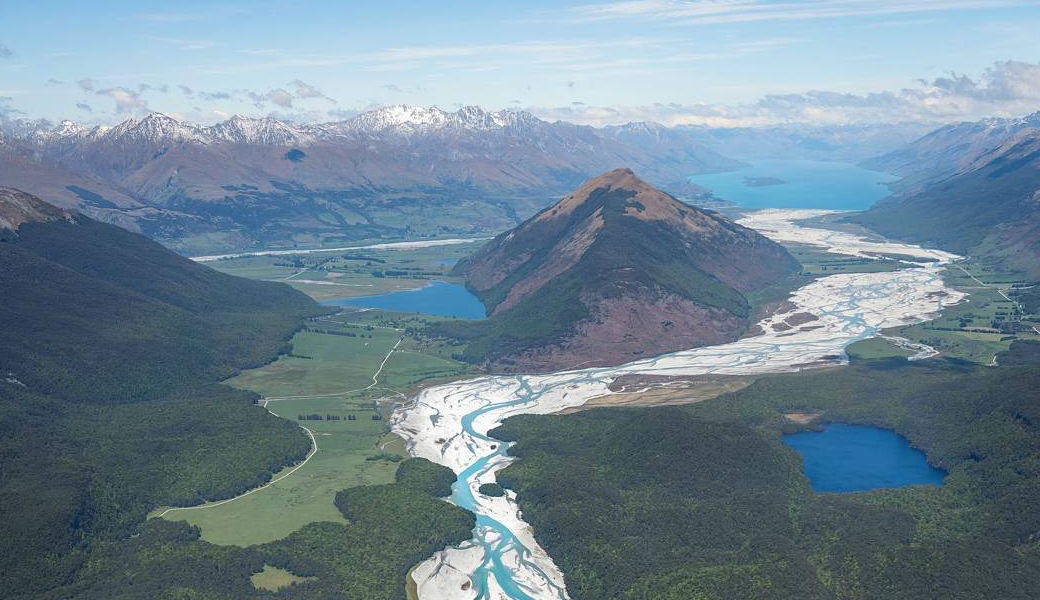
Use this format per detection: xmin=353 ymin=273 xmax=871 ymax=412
xmin=159 ymin=302 xmax=477 ymax=545
xmin=206 ymin=241 xmax=484 ymax=301
xmin=787 ymin=246 xmax=905 ymax=276
xmin=879 ymin=260 xmax=1039 ymax=364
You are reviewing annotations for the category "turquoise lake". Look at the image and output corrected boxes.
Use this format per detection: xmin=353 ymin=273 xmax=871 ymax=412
xmin=689 ymin=159 xmax=897 ymax=211
xmin=323 ymin=280 xmax=486 ymax=319
xmin=784 ymin=424 xmax=945 ymax=492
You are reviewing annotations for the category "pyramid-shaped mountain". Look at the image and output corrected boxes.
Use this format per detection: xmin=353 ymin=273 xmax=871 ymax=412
xmin=445 ymin=168 xmax=800 ymax=371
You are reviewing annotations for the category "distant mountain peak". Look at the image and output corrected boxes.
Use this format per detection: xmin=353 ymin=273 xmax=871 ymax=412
xmin=55 ymin=120 xmax=86 ymax=136
xmin=344 ymin=104 xmax=540 ymax=135
xmin=206 ymin=115 xmax=311 ymax=145
xmin=5 ymin=104 xmax=557 ymax=149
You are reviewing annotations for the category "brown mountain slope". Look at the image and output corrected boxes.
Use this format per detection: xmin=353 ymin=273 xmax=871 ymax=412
xmin=442 ymin=169 xmax=800 ymax=372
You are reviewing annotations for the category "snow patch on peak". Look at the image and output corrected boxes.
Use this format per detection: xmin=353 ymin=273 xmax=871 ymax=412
xmin=107 ymin=113 xmax=211 ymax=145
xmin=348 ymin=105 xmax=450 ymax=132
xmin=55 ymin=120 xmax=86 ymax=136
xmin=341 ymin=105 xmax=543 ymax=135
xmin=9 ymin=104 xmax=553 ymax=150
xmin=205 ymin=116 xmax=312 ymax=145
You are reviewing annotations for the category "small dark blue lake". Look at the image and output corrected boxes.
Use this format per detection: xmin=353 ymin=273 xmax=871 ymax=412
xmin=688 ymin=159 xmax=897 ymax=211
xmin=323 ymin=280 xmax=486 ymax=319
xmin=784 ymin=424 xmax=945 ymax=492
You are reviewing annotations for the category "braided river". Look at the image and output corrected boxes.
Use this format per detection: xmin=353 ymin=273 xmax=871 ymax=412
xmin=391 ymin=209 xmax=963 ymax=600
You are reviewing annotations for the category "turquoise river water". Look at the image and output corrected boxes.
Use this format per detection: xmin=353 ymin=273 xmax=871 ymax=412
xmin=393 ymin=165 xmax=961 ymax=599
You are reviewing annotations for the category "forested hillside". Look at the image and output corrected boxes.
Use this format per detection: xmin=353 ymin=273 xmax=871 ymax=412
xmin=1 ymin=188 xmax=477 ymax=599
xmin=48 ymin=458 xmax=474 ymax=600
xmin=0 ymin=188 xmax=322 ymax=595
xmin=851 ymin=116 xmax=1040 ymax=277
xmin=493 ymin=342 xmax=1040 ymax=599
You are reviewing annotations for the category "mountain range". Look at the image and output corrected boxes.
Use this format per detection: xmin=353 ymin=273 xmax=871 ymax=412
xmin=0 ymin=106 xmax=743 ymax=254
xmin=440 ymin=168 xmax=800 ymax=371
xmin=668 ymin=121 xmax=932 ymax=163
xmin=852 ymin=111 xmax=1040 ymax=277
xmin=0 ymin=106 xmax=935 ymax=256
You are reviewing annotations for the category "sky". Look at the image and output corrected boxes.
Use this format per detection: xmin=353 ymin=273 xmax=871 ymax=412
xmin=1 ymin=0 xmax=1039 ymax=127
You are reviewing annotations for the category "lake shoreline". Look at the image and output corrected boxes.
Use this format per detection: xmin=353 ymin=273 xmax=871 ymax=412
xmin=689 ymin=159 xmax=897 ymax=211
xmin=784 ymin=423 xmax=947 ymax=492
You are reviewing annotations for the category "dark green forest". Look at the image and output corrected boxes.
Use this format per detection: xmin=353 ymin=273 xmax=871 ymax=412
xmin=493 ymin=342 xmax=1040 ymax=599
xmin=1012 ymin=286 xmax=1040 ymax=315
xmin=50 ymin=458 xmax=474 ymax=600
xmin=1 ymin=214 xmax=477 ymax=599
xmin=0 ymin=213 xmax=324 ymax=596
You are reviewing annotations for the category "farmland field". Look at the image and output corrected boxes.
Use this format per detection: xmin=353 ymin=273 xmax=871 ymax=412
xmin=157 ymin=308 xmax=477 ymax=545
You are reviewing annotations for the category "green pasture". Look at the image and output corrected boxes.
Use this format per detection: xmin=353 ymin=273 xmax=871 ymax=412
xmin=159 ymin=308 xmax=476 ymax=546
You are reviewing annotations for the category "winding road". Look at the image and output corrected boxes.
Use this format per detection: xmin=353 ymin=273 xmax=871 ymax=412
xmin=156 ymin=332 xmax=403 ymax=517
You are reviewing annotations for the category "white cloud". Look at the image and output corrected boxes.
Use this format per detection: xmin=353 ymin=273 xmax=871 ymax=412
xmin=95 ymin=87 xmax=149 ymax=115
xmin=263 ymin=88 xmax=294 ymax=108
xmin=531 ymin=60 xmax=1040 ymax=126
xmin=239 ymin=48 xmax=280 ymax=56
xmin=0 ymin=96 xmax=22 ymax=119
xmin=148 ymin=36 xmax=215 ymax=50
xmin=567 ymin=0 xmax=1039 ymax=25
xmin=199 ymin=90 xmax=232 ymax=101
xmin=133 ymin=7 xmax=247 ymax=23
xmin=203 ymin=38 xmax=693 ymax=74
xmin=922 ymin=60 xmax=1040 ymax=103
xmin=289 ymin=79 xmax=336 ymax=103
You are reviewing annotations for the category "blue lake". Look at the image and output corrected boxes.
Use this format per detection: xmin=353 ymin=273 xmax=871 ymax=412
xmin=323 ymin=280 xmax=486 ymax=319
xmin=784 ymin=424 xmax=945 ymax=492
xmin=689 ymin=159 xmax=897 ymax=211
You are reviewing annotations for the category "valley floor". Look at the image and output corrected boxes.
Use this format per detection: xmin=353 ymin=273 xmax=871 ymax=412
xmin=155 ymin=210 xmax=1040 ymax=599
xmin=392 ymin=209 xmax=967 ymax=599
xmin=158 ymin=309 xmax=477 ymax=545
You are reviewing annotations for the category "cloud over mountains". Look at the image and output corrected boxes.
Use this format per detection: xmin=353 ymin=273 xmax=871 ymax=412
xmin=534 ymin=60 xmax=1040 ymax=126
xmin=17 ymin=58 xmax=1040 ymax=128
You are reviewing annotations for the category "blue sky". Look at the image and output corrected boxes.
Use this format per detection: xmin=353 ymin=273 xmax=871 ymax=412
xmin=2 ymin=0 xmax=1039 ymax=126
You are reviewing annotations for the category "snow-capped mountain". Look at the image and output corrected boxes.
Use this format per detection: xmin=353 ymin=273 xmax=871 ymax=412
xmin=0 ymin=104 xmax=759 ymax=253
xmin=206 ymin=115 xmax=315 ymax=145
xmin=107 ymin=112 xmax=211 ymax=145
xmin=7 ymin=105 xmax=742 ymax=186
xmin=325 ymin=105 xmax=541 ymax=137
xmin=0 ymin=104 xmax=740 ymax=253
xmin=8 ymin=105 xmax=608 ymax=151
xmin=49 ymin=119 xmax=87 ymax=138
